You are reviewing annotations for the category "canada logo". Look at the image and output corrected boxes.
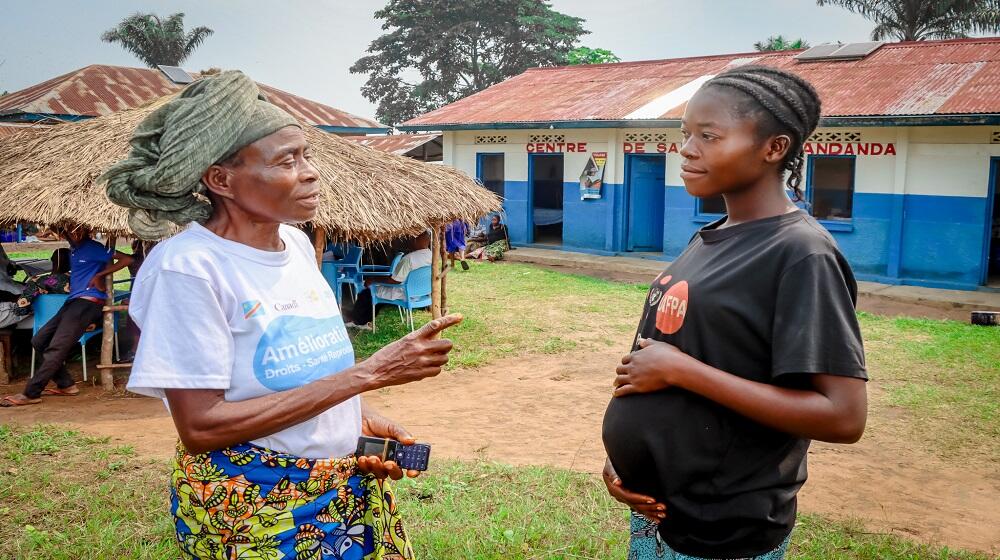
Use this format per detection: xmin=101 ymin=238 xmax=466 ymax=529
xmin=655 ymin=277 xmax=688 ymax=335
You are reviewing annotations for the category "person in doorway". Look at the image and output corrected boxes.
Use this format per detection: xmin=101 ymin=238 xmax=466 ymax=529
xmin=2 ymin=228 xmax=132 ymax=406
xmin=99 ymin=71 xmax=460 ymax=559
xmin=601 ymin=66 xmax=868 ymax=560
xmin=345 ymin=231 xmax=433 ymax=330
xmin=444 ymin=219 xmax=469 ymax=270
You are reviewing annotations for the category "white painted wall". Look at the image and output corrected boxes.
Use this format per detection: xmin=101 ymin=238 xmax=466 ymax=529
xmin=443 ymin=126 xmax=1000 ymax=197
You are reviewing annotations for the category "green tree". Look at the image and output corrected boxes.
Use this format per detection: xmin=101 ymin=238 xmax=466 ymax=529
xmin=753 ymin=35 xmax=811 ymax=51
xmin=101 ymin=12 xmax=213 ymax=68
xmin=816 ymin=0 xmax=1000 ymax=40
xmin=351 ymin=0 xmax=588 ymax=126
xmin=565 ymin=47 xmax=621 ymax=65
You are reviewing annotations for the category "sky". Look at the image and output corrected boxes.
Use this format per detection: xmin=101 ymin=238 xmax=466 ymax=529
xmin=0 ymin=1 xmax=878 ymax=122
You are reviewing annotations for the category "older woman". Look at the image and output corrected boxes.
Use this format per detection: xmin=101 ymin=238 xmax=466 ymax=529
xmin=102 ymin=71 xmax=459 ymax=560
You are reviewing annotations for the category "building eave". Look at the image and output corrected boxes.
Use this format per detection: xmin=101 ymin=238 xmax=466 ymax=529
xmin=400 ymin=113 xmax=1000 ymax=131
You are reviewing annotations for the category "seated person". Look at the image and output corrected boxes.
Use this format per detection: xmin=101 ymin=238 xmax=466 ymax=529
xmin=1 ymin=227 xmax=132 ymax=406
xmin=12 ymin=248 xmax=72 ymax=317
xmin=345 ymin=231 xmax=433 ymax=330
xmin=468 ymin=214 xmax=509 ymax=261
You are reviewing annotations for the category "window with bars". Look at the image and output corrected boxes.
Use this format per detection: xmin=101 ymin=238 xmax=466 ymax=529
xmin=808 ymin=156 xmax=856 ymax=221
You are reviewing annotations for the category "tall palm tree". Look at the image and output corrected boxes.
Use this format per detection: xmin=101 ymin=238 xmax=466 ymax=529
xmin=754 ymin=35 xmax=811 ymax=51
xmin=101 ymin=12 xmax=214 ymax=68
xmin=816 ymin=0 xmax=1000 ymax=41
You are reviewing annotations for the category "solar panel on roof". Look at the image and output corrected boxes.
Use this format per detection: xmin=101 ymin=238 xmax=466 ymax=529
xmin=795 ymin=42 xmax=884 ymax=62
xmin=830 ymin=41 xmax=884 ymax=59
xmin=795 ymin=44 xmax=842 ymax=61
xmin=157 ymin=65 xmax=194 ymax=84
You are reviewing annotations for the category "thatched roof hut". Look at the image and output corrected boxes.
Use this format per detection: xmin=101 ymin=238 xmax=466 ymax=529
xmin=0 ymin=95 xmax=499 ymax=242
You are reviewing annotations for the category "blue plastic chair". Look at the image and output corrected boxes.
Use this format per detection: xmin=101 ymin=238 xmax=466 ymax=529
xmin=361 ymin=252 xmax=404 ymax=280
xmin=29 ymin=294 xmax=118 ymax=383
xmin=330 ymin=245 xmax=364 ymax=302
xmin=369 ymin=266 xmax=432 ymax=332
xmin=320 ymin=262 xmax=343 ymax=306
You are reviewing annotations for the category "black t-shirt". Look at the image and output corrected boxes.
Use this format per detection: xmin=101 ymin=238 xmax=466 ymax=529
xmin=486 ymin=224 xmax=508 ymax=245
xmin=602 ymin=210 xmax=867 ymax=558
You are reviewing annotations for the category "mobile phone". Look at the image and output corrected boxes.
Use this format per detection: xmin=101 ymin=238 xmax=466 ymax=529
xmin=355 ymin=436 xmax=432 ymax=471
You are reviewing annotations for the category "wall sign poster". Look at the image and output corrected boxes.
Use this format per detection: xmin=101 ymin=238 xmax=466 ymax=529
xmin=580 ymin=151 xmax=608 ymax=200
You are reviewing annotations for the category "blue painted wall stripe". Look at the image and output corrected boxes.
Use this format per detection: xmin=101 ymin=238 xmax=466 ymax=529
xmin=497 ymin=179 xmax=992 ymax=289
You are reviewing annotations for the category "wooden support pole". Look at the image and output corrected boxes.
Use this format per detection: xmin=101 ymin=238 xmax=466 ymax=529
xmin=440 ymin=227 xmax=449 ymax=316
xmin=312 ymin=226 xmax=326 ymax=269
xmin=431 ymin=226 xmax=443 ymax=320
xmin=99 ymin=234 xmax=117 ymax=390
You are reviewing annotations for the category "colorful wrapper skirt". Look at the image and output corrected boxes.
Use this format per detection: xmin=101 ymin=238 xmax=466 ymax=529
xmin=170 ymin=441 xmax=413 ymax=560
xmin=628 ymin=512 xmax=790 ymax=560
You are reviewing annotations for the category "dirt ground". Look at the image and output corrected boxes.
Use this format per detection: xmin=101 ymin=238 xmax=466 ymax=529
xmin=3 ymin=344 xmax=998 ymax=555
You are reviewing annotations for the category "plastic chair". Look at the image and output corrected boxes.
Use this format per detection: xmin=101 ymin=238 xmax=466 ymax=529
xmin=29 ymin=294 xmax=118 ymax=383
xmin=331 ymin=245 xmax=364 ymax=302
xmin=369 ymin=266 xmax=432 ymax=333
xmin=320 ymin=262 xmax=343 ymax=306
xmin=361 ymin=252 xmax=404 ymax=279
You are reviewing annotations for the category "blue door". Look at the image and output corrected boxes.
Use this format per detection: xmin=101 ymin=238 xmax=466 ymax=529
xmin=626 ymin=155 xmax=666 ymax=251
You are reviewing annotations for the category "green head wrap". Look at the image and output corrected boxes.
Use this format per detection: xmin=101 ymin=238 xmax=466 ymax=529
xmin=102 ymin=70 xmax=299 ymax=239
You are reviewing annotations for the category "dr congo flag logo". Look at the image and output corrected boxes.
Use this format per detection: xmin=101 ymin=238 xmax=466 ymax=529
xmin=242 ymin=300 xmax=265 ymax=320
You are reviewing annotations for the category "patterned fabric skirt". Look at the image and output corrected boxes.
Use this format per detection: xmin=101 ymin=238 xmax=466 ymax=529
xmin=171 ymin=441 xmax=413 ymax=560
xmin=483 ymin=241 xmax=507 ymax=261
xmin=629 ymin=513 xmax=790 ymax=560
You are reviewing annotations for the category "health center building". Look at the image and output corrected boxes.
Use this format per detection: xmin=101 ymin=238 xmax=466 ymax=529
xmin=400 ymin=38 xmax=1000 ymax=291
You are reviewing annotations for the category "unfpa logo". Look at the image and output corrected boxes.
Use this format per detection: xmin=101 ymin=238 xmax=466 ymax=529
xmin=242 ymin=300 xmax=265 ymax=320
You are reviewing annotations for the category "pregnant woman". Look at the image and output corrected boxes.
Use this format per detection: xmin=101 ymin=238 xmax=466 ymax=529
xmin=602 ymin=66 xmax=868 ymax=560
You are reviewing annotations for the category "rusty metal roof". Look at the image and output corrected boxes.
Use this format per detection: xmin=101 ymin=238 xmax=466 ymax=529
xmin=344 ymin=133 xmax=441 ymax=155
xmin=0 ymin=64 xmax=387 ymax=132
xmin=401 ymin=38 xmax=1000 ymax=129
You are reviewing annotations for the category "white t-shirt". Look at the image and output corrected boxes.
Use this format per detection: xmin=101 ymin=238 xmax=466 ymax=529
xmin=127 ymin=223 xmax=360 ymax=459
xmin=374 ymin=248 xmax=433 ymax=300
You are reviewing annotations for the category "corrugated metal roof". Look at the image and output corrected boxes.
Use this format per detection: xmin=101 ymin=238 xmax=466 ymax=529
xmin=344 ymin=133 xmax=441 ymax=155
xmin=0 ymin=123 xmax=39 ymax=137
xmin=402 ymin=38 xmax=1000 ymax=128
xmin=0 ymin=64 xmax=387 ymax=131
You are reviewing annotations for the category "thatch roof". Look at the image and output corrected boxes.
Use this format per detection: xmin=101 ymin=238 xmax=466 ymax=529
xmin=0 ymin=95 xmax=499 ymax=242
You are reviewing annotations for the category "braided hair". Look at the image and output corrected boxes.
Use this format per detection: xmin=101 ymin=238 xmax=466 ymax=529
xmin=702 ymin=66 xmax=821 ymax=201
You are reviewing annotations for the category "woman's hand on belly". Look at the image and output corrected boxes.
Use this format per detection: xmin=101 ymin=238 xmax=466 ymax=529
xmin=613 ymin=338 xmax=700 ymax=397
xmin=603 ymin=457 xmax=667 ymax=521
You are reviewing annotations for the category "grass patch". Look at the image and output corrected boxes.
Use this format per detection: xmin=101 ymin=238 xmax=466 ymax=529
xmin=859 ymin=312 xmax=1000 ymax=461
xmin=349 ymin=261 xmax=647 ymax=368
xmin=0 ymin=425 xmax=175 ymax=559
xmin=0 ymin=425 xmax=988 ymax=559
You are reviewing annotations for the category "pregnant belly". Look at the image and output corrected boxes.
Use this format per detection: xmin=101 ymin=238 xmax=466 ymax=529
xmin=602 ymin=390 xmax=733 ymax=501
